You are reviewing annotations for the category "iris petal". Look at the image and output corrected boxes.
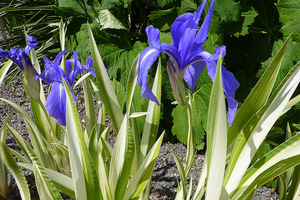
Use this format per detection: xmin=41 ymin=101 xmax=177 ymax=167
xmin=146 ymin=25 xmax=161 ymax=50
xmin=24 ymin=36 xmax=37 ymax=55
xmin=183 ymin=61 xmax=206 ymax=92
xmin=225 ymin=91 xmax=238 ymax=126
xmin=138 ymin=46 xmax=161 ymax=105
xmin=192 ymin=1 xmax=215 ymax=51
xmin=45 ymin=82 xmax=76 ymax=126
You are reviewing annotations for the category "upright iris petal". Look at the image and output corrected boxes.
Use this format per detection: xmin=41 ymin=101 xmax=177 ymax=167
xmin=137 ymin=0 xmax=239 ymax=125
xmin=36 ymin=51 xmax=95 ymax=126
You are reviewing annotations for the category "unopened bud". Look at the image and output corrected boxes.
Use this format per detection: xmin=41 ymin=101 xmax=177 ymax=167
xmin=167 ymin=59 xmax=186 ymax=106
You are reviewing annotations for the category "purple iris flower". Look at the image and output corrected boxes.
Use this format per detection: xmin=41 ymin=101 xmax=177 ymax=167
xmin=138 ymin=0 xmax=239 ymax=125
xmin=36 ymin=51 xmax=95 ymax=126
xmin=0 ymin=36 xmax=40 ymax=101
xmin=0 ymin=36 xmax=37 ymax=71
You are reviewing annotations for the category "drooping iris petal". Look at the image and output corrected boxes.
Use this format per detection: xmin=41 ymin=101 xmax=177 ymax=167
xmin=8 ymin=48 xmax=23 ymax=70
xmin=225 ymin=91 xmax=238 ymax=126
xmin=138 ymin=46 xmax=161 ymax=105
xmin=45 ymin=82 xmax=76 ymax=126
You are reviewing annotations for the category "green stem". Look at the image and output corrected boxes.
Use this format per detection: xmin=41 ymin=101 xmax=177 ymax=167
xmin=185 ymin=94 xmax=196 ymax=175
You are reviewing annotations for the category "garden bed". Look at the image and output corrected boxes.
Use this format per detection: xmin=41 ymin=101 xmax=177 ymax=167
xmin=0 ymin=75 xmax=279 ymax=200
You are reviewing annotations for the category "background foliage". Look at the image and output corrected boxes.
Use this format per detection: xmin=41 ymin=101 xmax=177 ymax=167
xmin=1 ymin=0 xmax=300 ymax=153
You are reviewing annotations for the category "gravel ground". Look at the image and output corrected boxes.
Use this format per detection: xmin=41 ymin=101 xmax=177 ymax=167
xmin=0 ymin=75 xmax=279 ymax=200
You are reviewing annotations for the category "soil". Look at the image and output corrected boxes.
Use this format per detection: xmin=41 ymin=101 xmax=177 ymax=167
xmin=0 ymin=75 xmax=279 ymax=200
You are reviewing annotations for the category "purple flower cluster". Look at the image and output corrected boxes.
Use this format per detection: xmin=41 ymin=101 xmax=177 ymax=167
xmin=36 ymin=51 xmax=95 ymax=126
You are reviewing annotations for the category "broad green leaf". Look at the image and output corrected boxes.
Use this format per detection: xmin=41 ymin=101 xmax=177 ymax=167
xmin=123 ymin=132 xmax=164 ymax=200
xmin=148 ymin=8 xmax=178 ymax=31
xmin=277 ymin=0 xmax=300 ymax=42
xmin=55 ymin=0 xmax=99 ymax=19
xmin=63 ymin=79 xmax=101 ymax=200
xmin=141 ymin=59 xmax=161 ymax=159
xmin=205 ymin=54 xmax=227 ymax=200
xmin=103 ymin=41 xmax=147 ymax=88
xmin=88 ymin=23 xmax=124 ymax=133
xmin=97 ymin=9 xmax=126 ymax=30
xmin=234 ymin=7 xmax=258 ymax=37
xmin=225 ymin=59 xmax=300 ymax=194
xmin=0 ymin=143 xmax=30 ymax=200
xmin=172 ymin=84 xmax=210 ymax=150
xmin=0 ymin=60 xmax=12 ymax=88
xmin=214 ymin=0 xmax=240 ymax=22
xmin=109 ymin=115 xmax=134 ymax=199
xmin=227 ymin=36 xmax=290 ymax=148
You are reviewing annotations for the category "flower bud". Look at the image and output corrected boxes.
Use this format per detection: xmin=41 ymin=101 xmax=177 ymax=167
xmin=167 ymin=59 xmax=186 ymax=106
xmin=22 ymin=57 xmax=40 ymax=102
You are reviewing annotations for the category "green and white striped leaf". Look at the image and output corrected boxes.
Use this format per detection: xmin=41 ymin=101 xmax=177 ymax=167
xmin=123 ymin=132 xmax=164 ymax=200
xmin=125 ymin=55 xmax=141 ymax=175
xmin=193 ymin=156 xmax=207 ymax=200
xmin=237 ymin=155 xmax=300 ymax=200
xmin=87 ymin=23 xmax=123 ymax=133
xmin=286 ymin=165 xmax=300 ymax=200
xmin=206 ymin=54 xmax=227 ymax=200
xmin=225 ymin=59 xmax=300 ymax=195
xmin=109 ymin=115 xmax=134 ymax=199
xmin=126 ymin=54 xmax=139 ymax=113
xmin=231 ymin=134 xmax=300 ymax=199
xmin=0 ymin=115 xmax=11 ymax=200
xmin=0 ymin=60 xmax=12 ymax=88
xmin=172 ymin=151 xmax=187 ymax=194
xmin=63 ymin=79 xmax=101 ymax=200
xmin=0 ymin=143 xmax=30 ymax=200
xmin=140 ymin=58 xmax=162 ymax=160
xmin=227 ymin=36 xmax=290 ymax=148
xmin=18 ymin=162 xmax=75 ymax=199
xmin=82 ymin=77 xmax=96 ymax=137
xmin=32 ymin=159 xmax=63 ymax=200
xmin=0 ymin=99 xmax=50 ymax=167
